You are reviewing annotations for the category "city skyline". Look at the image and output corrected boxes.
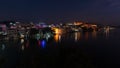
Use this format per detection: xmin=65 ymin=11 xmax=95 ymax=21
xmin=0 ymin=0 xmax=120 ymax=25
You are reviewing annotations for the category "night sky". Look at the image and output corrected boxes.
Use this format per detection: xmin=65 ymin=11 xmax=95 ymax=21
xmin=0 ymin=0 xmax=120 ymax=25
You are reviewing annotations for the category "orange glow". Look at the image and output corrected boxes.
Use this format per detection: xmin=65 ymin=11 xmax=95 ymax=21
xmin=54 ymin=34 xmax=61 ymax=42
xmin=55 ymin=28 xmax=59 ymax=34
xmin=74 ymin=22 xmax=83 ymax=25
xmin=54 ymin=34 xmax=59 ymax=42
xmin=54 ymin=28 xmax=62 ymax=34
xmin=91 ymin=24 xmax=97 ymax=27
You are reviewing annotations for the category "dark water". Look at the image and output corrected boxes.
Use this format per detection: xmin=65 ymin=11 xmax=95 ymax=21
xmin=0 ymin=29 xmax=120 ymax=68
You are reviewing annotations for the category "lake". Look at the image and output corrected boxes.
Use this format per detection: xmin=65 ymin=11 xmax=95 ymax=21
xmin=0 ymin=29 xmax=120 ymax=68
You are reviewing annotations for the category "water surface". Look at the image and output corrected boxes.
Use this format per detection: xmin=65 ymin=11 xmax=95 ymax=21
xmin=0 ymin=29 xmax=120 ymax=68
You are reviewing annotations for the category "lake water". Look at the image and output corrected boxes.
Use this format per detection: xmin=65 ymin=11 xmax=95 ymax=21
xmin=0 ymin=29 xmax=120 ymax=68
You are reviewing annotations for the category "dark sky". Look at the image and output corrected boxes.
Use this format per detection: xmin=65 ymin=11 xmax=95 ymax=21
xmin=0 ymin=0 xmax=120 ymax=25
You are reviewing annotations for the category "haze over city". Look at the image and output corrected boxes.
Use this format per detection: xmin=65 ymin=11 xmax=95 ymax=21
xmin=0 ymin=0 xmax=120 ymax=25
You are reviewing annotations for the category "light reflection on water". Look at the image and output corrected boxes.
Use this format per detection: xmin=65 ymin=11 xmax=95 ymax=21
xmin=19 ymin=31 xmax=100 ymax=50
xmin=54 ymin=34 xmax=61 ymax=42
xmin=26 ymin=40 xmax=29 ymax=48
xmin=20 ymin=39 xmax=47 ymax=50
xmin=0 ymin=44 xmax=5 ymax=51
xmin=53 ymin=30 xmax=98 ymax=42
xmin=104 ymin=28 xmax=110 ymax=39
xmin=0 ymin=29 xmax=111 ymax=51
xmin=75 ymin=32 xmax=81 ymax=42
xmin=0 ymin=28 xmax=118 ymax=68
xmin=92 ymin=30 xmax=97 ymax=39
xmin=21 ymin=39 xmax=24 ymax=44
xmin=20 ymin=39 xmax=25 ymax=51
xmin=21 ymin=45 xmax=25 ymax=51
xmin=41 ymin=40 xmax=46 ymax=48
xmin=53 ymin=28 xmax=113 ymax=43
xmin=84 ymin=32 xmax=89 ymax=40
xmin=0 ymin=41 xmax=6 ymax=51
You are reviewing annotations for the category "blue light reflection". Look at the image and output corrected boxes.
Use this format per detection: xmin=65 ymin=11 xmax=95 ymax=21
xmin=41 ymin=40 xmax=46 ymax=48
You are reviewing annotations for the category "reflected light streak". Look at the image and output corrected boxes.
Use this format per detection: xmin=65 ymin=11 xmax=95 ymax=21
xmin=55 ymin=28 xmax=59 ymax=34
xmin=59 ymin=35 xmax=61 ymax=42
xmin=36 ymin=34 xmax=40 ymax=40
xmin=22 ymin=45 xmax=24 ymax=51
xmin=21 ymin=39 xmax=24 ymax=44
xmin=104 ymin=26 xmax=110 ymax=38
xmin=54 ymin=34 xmax=61 ymax=42
xmin=2 ymin=44 xmax=5 ymax=50
xmin=41 ymin=40 xmax=46 ymax=48
xmin=38 ymin=40 xmax=41 ymax=47
xmin=92 ymin=31 xmax=97 ymax=39
xmin=26 ymin=40 xmax=29 ymax=48
xmin=75 ymin=32 xmax=81 ymax=42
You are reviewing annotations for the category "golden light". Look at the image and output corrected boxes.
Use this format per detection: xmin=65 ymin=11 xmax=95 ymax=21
xmin=54 ymin=28 xmax=62 ymax=34
xmin=54 ymin=34 xmax=59 ymax=42
xmin=54 ymin=34 xmax=61 ymax=42
xmin=91 ymin=24 xmax=97 ymax=27
xmin=74 ymin=22 xmax=83 ymax=25
xmin=55 ymin=28 xmax=59 ymax=34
